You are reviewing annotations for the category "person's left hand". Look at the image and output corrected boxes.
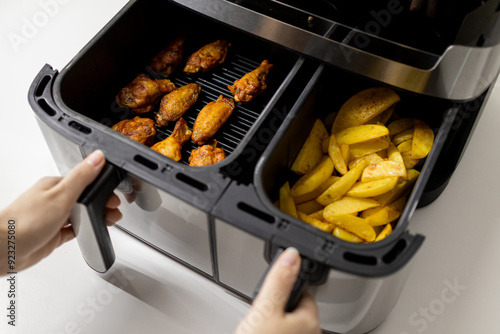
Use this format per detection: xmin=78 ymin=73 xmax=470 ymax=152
xmin=0 ymin=150 xmax=121 ymax=275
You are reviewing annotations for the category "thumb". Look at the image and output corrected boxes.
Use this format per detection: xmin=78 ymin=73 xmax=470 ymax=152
xmin=55 ymin=150 xmax=106 ymax=204
xmin=253 ymin=248 xmax=301 ymax=314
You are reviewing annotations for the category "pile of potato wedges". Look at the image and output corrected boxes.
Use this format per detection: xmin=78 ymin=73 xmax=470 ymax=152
xmin=279 ymin=87 xmax=434 ymax=243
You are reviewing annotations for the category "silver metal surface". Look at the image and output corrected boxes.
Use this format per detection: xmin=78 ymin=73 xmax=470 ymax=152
xmin=172 ymin=0 xmax=500 ymax=100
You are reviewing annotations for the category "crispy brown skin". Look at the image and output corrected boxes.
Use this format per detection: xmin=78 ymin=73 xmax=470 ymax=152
xmin=149 ymin=36 xmax=185 ymax=77
xmin=184 ymin=40 xmax=231 ymax=74
xmin=155 ymin=83 xmax=201 ymax=127
xmin=111 ymin=116 xmax=156 ymax=146
xmin=116 ymin=73 xmax=176 ymax=114
xmin=228 ymin=60 xmax=273 ymax=102
xmin=189 ymin=141 xmax=226 ymax=167
xmin=151 ymin=118 xmax=192 ymax=161
xmin=192 ymin=95 xmax=235 ymax=145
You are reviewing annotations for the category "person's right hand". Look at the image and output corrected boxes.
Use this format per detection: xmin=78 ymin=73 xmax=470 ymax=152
xmin=235 ymin=247 xmax=321 ymax=334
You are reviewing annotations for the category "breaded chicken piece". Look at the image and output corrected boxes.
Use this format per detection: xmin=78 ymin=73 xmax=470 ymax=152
xmin=191 ymin=95 xmax=235 ymax=145
xmin=116 ymin=73 xmax=176 ymax=114
xmin=151 ymin=118 xmax=192 ymax=161
xmin=149 ymin=36 xmax=185 ymax=77
xmin=111 ymin=116 xmax=156 ymax=146
xmin=228 ymin=60 xmax=273 ymax=102
xmin=189 ymin=140 xmax=226 ymax=167
xmin=184 ymin=40 xmax=230 ymax=74
xmin=155 ymin=83 xmax=201 ymax=127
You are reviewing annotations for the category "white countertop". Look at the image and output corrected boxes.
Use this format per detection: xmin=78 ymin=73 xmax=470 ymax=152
xmin=1 ymin=1 xmax=500 ymax=333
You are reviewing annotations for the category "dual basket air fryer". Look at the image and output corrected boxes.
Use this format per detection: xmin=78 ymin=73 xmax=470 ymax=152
xmin=28 ymin=0 xmax=500 ymax=333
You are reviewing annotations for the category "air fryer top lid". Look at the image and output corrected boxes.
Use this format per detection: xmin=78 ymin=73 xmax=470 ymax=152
xmin=173 ymin=0 xmax=500 ymax=101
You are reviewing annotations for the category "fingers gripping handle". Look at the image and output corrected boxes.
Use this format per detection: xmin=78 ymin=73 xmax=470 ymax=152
xmin=254 ymin=249 xmax=313 ymax=312
xmin=70 ymin=163 xmax=123 ymax=273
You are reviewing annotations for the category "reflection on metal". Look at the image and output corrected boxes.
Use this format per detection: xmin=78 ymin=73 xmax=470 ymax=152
xmin=172 ymin=0 xmax=500 ymax=100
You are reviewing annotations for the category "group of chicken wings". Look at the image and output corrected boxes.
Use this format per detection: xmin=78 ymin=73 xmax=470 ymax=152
xmin=113 ymin=36 xmax=272 ymax=167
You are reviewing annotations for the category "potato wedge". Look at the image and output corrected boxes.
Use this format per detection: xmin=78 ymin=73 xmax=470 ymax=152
xmin=375 ymin=223 xmax=392 ymax=242
xmin=372 ymin=169 xmax=419 ymax=205
xmin=333 ymin=227 xmax=364 ymax=243
xmin=290 ymin=156 xmax=334 ymax=197
xmin=365 ymin=197 xmax=405 ymax=226
xmin=308 ymin=209 xmax=324 ymax=220
xmin=298 ymin=211 xmax=334 ymax=233
xmin=348 ymin=152 xmax=385 ymax=170
xmin=387 ymin=118 xmax=414 ymax=138
xmin=293 ymin=175 xmax=340 ymax=204
xmin=392 ymin=128 xmax=414 ymax=146
xmin=316 ymin=159 xmax=369 ymax=205
xmin=387 ymin=142 xmax=404 ymax=165
xmin=397 ymin=139 xmax=413 ymax=153
xmin=328 ymin=134 xmax=348 ymax=175
xmin=340 ymin=143 xmax=350 ymax=163
xmin=361 ymin=161 xmax=407 ymax=182
xmin=349 ymin=138 xmax=390 ymax=159
xmin=279 ymin=182 xmax=298 ymax=218
xmin=401 ymin=152 xmax=420 ymax=169
xmin=296 ymin=199 xmax=325 ymax=215
xmin=291 ymin=119 xmax=329 ymax=175
xmin=323 ymin=214 xmax=376 ymax=242
xmin=409 ymin=119 xmax=434 ymax=159
xmin=366 ymin=104 xmax=395 ymax=125
xmin=346 ymin=176 xmax=399 ymax=197
xmin=324 ymin=197 xmax=380 ymax=215
xmin=336 ymin=124 xmax=389 ymax=145
xmin=331 ymin=87 xmax=400 ymax=133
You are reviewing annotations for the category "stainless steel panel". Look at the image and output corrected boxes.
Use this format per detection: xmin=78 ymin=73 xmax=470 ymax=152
xmin=116 ymin=175 xmax=213 ymax=275
xmin=173 ymin=0 xmax=500 ymax=100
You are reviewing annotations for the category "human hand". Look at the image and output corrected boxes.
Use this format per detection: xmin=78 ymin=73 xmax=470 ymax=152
xmin=235 ymin=248 xmax=321 ymax=334
xmin=0 ymin=150 xmax=121 ymax=275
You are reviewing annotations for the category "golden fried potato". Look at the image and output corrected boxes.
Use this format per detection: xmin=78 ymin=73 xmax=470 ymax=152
xmin=323 ymin=214 xmax=376 ymax=242
xmin=361 ymin=161 xmax=407 ymax=182
xmin=374 ymin=223 xmax=392 ymax=242
xmin=328 ymin=134 xmax=348 ymax=175
xmin=372 ymin=169 xmax=420 ymax=205
xmin=290 ymin=156 xmax=334 ymax=197
xmin=336 ymin=124 xmax=389 ymax=145
xmin=291 ymin=119 xmax=329 ymax=175
xmin=280 ymin=182 xmax=298 ymax=219
xmin=349 ymin=138 xmax=390 ymax=159
xmin=323 ymin=197 xmax=380 ymax=216
xmin=293 ymin=175 xmax=340 ymax=204
xmin=316 ymin=159 xmax=368 ymax=205
xmin=298 ymin=212 xmax=334 ymax=233
xmin=365 ymin=197 xmax=406 ymax=226
xmin=409 ymin=119 xmax=434 ymax=159
xmin=333 ymin=227 xmax=364 ymax=243
xmin=331 ymin=87 xmax=400 ymax=133
xmin=346 ymin=177 xmax=399 ymax=198
xmin=296 ymin=200 xmax=325 ymax=215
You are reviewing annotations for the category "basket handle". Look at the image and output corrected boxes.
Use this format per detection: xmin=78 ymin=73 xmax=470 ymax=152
xmin=70 ymin=162 xmax=123 ymax=273
xmin=254 ymin=248 xmax=314 ymax=312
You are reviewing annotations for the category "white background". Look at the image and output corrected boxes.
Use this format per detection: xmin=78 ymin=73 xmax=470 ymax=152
xmin=1 ymin=0 xmax=500 ymax=333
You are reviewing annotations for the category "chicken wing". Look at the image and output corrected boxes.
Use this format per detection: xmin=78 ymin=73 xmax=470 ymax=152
xmin=189 ymin=140 xmax=226 ymax=167
xmin=111 ymin=116 xmax=156 ymax=146
xmin=116 ymin=73 xmax=176 ymax=114
xmin=184 ymin=40 xmax=231 ymax=74
xmin=228 ymin=60 xmax=273 ymax=102
xmin=192 ymin=95 xmax=235 ymax=145
xmin=155 ymin=83 xmax=201 ymax=127
xmin=149 ymin=36 xmax=185 ymax=77
xmin=151 ymin=118 xmax=192 ymax=161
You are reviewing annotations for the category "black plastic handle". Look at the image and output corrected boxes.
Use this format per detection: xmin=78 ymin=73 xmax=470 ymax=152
xmin=254 ymin=249 xmax=313 ymax=312
xmin=70 ymin=162 xmax=123 ymax=273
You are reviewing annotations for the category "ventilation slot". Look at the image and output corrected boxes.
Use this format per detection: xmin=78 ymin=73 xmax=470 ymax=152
xmin=134 ymin=155 xmax=158 ymax=170
xmin=343 ymin=252 xmax=377 ymax=266
xmin=237 ymin=202 xmax=275 ymax=224
xmin=69 ymin=121 xmax=92 ymax=134
xmin=35 ymin=75 xmax=51 ymax=97
xmin=176 ymin=173 xmax=208 ymax=191
xmin=38 ymin=99 xmax=56 ymax=116
xmin=382 ymin=239 xmax=407 ymax=264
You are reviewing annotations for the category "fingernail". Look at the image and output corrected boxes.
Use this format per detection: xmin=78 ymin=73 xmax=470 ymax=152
xmin=279 ymin=247 xmax=299 ymax=267
xmin=86 ymin=150 xmax=104 ymax=167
